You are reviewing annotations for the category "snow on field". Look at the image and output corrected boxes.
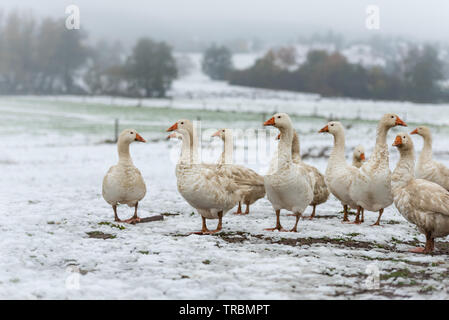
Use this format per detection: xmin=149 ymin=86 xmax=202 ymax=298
xmin=2 ymin=73 xmax=449 ymax=299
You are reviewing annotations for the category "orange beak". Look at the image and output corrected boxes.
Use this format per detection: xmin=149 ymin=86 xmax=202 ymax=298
xmin=212 ymin=130 xmax=221 ymax=137
xmin=135 ymin=133 xmax=146 ymax=142
xmin=319 ymin=125 xmax=329 ymax=133
xmin=360 ymin=153 xmax=366 ymax=161
xmin=395 ymin=117 xmax=407 ymax=127
xmin=410 ymin=128 xmax=418 ymax=135
xmin=392 ymin=135 xmax=403 ymax=147
xmin=276 ymin=133 xmax=281 ymax=140
xmin=264 ymin=117 xmax=275 ymax=126
xmin=166 ymin=122 xmax=178 ymax=132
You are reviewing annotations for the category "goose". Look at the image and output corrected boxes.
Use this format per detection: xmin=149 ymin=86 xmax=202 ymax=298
xmin=391 ymin=132 xmax=449 ymax=254
xmin=352 ymin=145 xmax=366 ymax=168
xmin=352 ymin=145 xmax=366 ymax=222
xmin=166 ymin=119 xmax=244 ymax=234
xmin=410 ymin=126 xmax=449 ymax=191
xmin=263 ymin=113 xmax=315 ymax=232
xmin=319 ymin=122 xmax=361 ymax=223
xmin=102 ymin=129 xmax=147 ymax=224
xmin=349 ymin=113 xmax=407 ymax=225
xmin=212 ymin=128 xmax=265 ymax=215
xmin=276 ymin=132 xmax=329 ymax=219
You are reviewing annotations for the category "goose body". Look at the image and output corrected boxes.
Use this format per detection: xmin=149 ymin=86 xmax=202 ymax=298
xmin=411 ymin=126 xmax=449 ymax=191
xmin=320 ymin=122 xmax=360 ymax=222
xmin=167 ymin=120 xmax=244 ymax=233
xmin=213 ymin=128 xmax=265 ymax=214
xmin=392 ymin=133 xmax=449 ymax=253
xmin=102 ymin=129 xmax=147 ymax=223
xmin=348 ymin=114 xmax=407 ymax=225
xmin=263 ymin=113 xmax=315 ymax=232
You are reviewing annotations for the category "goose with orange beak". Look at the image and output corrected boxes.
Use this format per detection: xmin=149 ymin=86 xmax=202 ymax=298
xmin=352 ymin=145 xmax=366 ymax=169
xmin=274 ymin=131 xmax=329 ymax=220
xmin=211 ymin=128 xmax=265 ymax=215
xmin=102 ymin=129 xmax=147 ymax=224
xmin=166 ymin=119 xmax=243 ymax=234
xmin=410 ymin=126 xmax=449 ymax=191
xmin=263 ymin=113 xmax=315 ymax=232
xmin=319 ymin=121 xmax=361 ymax=223
xmin=346 ymin=113 xmax=407 ymax=225
xmin=391 ymin=132 xmax=449 ymax=254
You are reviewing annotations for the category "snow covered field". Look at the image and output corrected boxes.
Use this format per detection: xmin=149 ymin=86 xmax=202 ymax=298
xmin=2 ymin=74 xmax=449 ymax=299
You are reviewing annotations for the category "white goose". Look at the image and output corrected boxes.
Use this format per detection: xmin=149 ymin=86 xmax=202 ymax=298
xmin=276 ymin=132 xmax=329 ymax=219
xmin=263 ymin=113 xmax=315 ymax=232
xmin=319 ymin=122 xmax=360 ymax=223
xmin=166 ymin=119 xmax=243 ymax=234
xmin=349 ymin=113 xmax=407 ymax=225
xmin=212 ymin=128 xmax=265 ymax=215
xmin=411 ymin=126 xmax=449 ymax=191
xmin=352 ymin=145 xmax=366 ymax=169
xmin=102 ymin=129 xmax=147 ymax=224
xmin=392 ymin=132 xmax=449 ymax=254
xmin=352 ymin=144 xmax=366 ymax=222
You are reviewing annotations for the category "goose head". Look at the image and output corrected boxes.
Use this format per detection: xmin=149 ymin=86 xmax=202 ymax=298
xmin=392 ymin=132 xmax=414 ymax=152
xmin=353 ymin=145 xmax=366 ymax=162
xmin=264 ymin=113 xmax=292 ymax=131
xmin=381 ymin=113 xmax=407 ymax=129
xmin=318 ymin=121 xmax=344 ymax=136
xmin=119 ymin=129 xmax=146 ymax=144
xmin=211 ymin=128 xmax=231 ymax=141
xmin=166 ymin=119 xmax=193 ymax=136
xmin=410 ymin=125 xmax=431 ymax=138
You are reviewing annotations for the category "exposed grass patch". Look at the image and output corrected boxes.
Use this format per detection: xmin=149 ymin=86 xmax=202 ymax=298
xmin=98 ymin=221 xmax=125 ymax=230
xmin=86 ymin=231 xmax=116 ymax=239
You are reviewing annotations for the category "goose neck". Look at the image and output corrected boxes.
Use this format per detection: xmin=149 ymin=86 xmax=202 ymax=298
xmin=278 ymin=127 xmax=293 ymax=164
xmin=330 ymin=130 xmax=346 ymax=162
xmin=117 ymin=141 xmax=133 ymax=166
xmin=392 ymin=148 xmax=415 ymax=189
xmin=420 ymin=134 xmax=433 ymax=161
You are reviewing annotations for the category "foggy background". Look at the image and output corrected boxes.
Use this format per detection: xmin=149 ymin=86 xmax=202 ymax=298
xmin=2 ymin=0 xmax=449 ymax=46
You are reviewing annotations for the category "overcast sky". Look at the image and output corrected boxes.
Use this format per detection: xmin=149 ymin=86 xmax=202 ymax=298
xmin=1 ymin=0 xmax=448 ymax=47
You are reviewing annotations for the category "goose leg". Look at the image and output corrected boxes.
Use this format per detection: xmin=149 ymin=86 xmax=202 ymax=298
xmin=234 ymin=202 xmax=243 ymax=215
xmin=361 ymin=208 xmax=365 ymax=223
xmin=113 ymin=205 xmax=122 ymax=222
xmin=264 ymin=210 xmax=288 ymax=232
xmin=204 ymin=211 xmax=223 ymax=234
xmin=192 ymin=216 xmax=210 ymax=235
xmin=350 ymin=206 xmax=362 ymax=224
xmin=306 ymin=205 xmax=316 ymax=220
xmin=244 ymin=202 xmax=250 ymax=215
xmin=371 ymin=208 xmax=383 ymax=226
xmin=290 ymin=213 xmax=301 ymax=232
xmin=122 ymin=202 xmax=141 ymax=224
xmin=342 ymin=205 xmax=350 ymax=222
xmin=409 ymin=232 xmax=434 ymax=254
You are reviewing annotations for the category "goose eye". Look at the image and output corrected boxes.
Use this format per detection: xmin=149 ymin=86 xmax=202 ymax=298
xmin=331 ymin=124 xmax=334 ymax=126
xmin=180 ymin=122 xmax=184 ymax=125
xmin=130 ymin=131 xmax=134 ymax=134
xmin=222 ymin=130 xmax=225 ymax=132
xmin=391 ymin=116 xmax=394 ymax=119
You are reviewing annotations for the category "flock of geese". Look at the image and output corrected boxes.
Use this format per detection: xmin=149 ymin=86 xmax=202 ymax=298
xmin=102 ymin=113 xmax=449 ymax=254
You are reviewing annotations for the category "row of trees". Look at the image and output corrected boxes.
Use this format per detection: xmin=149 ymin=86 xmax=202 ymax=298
xmin=228 ymin=45 xmax=447 ymax=103
xmin=0 ymin=11 xmax=178 ymax=97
